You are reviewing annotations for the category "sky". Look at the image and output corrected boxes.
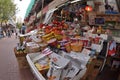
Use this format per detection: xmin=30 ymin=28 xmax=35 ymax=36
xmin=14 ymin=0 xmax=31 ymax=22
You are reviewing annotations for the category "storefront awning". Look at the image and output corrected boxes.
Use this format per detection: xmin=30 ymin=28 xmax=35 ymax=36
xmin=43 ymin=8 xmax=57 ymax=24
xmin=25 ymin=0 xmax=35 ymax=18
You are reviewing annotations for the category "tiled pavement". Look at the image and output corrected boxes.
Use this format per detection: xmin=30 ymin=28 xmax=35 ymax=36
xmin=0 ymin=35 xmax=34 ymax=80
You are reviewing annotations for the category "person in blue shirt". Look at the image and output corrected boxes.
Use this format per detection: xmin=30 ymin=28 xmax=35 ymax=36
xmin=21 ymin=23 xmax=26 ymax=34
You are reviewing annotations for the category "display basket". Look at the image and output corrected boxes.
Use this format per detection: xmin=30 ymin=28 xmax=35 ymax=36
xmin=14 ymin=47 xmax=29 ymax=69
xmin=14 ymin=47 xmax=27 ymax=57
xmin=26 ymin=53 xmax=46 ymax=80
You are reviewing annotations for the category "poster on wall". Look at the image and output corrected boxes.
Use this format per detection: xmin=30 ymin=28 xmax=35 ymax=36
xmin=88 ymin=12 xmax=96 ymax=25
xmin=105 ymin=0 xmax=118 ymax=12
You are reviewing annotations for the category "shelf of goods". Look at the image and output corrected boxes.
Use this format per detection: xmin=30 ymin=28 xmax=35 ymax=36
xmin=26 ymin=51 xmax=90 ymax=80
xmin=26 ymin=44 xmax=107 ymax=80
xmin=26 ymin=39 xmax=108 ymax=79
xmin=24 ymin=20 xmax=116 ymax=79
xmin=25 ymin=33 xmax=106 ymax=80
xmin=96 ymin=14 xmax=120 ymax=22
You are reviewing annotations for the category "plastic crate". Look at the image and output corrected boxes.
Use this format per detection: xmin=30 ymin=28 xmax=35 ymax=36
xmin=26 ymin=53 xmax=46 ymax=80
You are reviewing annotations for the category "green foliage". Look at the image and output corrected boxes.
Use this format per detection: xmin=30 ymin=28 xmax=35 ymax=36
xmin=16 ymin=22 xmax=22 ymax=29
xmin=0 ymin=0 xmax=16 ymax=23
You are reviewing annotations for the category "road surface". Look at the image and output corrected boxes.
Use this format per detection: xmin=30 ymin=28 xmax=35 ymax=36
xmin=0 ymin=35 xmax=34 ymax=80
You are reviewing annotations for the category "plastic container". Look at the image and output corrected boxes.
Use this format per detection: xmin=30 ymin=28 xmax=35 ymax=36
xmin=26 ymin=53 xmax=46 ymax=80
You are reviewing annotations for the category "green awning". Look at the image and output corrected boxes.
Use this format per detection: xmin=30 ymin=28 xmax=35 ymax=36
xmin=24 ymin=0 xmax=35 ymax=18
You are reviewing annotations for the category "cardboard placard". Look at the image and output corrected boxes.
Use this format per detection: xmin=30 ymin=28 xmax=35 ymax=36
xmin=49 ymin=53 xmax=70 ymax=68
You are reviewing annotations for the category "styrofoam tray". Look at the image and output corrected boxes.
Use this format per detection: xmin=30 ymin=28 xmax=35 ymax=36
xmin=26 ymin=52 xmax=87 ymax=80
xmin=26 ymin=53 xmax=46 ymax=80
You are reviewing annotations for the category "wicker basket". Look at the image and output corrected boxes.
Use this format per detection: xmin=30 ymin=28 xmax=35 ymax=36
xmin=14 ymin=47 xmax=29 ymax=69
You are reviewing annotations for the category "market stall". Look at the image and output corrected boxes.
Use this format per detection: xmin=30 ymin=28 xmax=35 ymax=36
xmin=14 ymin=0 xmax=120 ymax=79
xmin=15 ymin=19 xmax=109 ymax=79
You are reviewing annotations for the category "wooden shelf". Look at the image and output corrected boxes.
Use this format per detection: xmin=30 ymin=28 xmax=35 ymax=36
xmin=96 ymin=13 xmax=120 ymax=16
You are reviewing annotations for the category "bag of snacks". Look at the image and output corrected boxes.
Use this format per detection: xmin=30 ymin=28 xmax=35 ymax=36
xmin=71 ymin=41 xmax=83 ymax=52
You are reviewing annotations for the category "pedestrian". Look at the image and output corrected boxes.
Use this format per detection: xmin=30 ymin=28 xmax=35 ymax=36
xmin=15 ymin=28 xmax=19 ymax=38
xmin=3 ymin=31 xmax=6 ymax=37
xmin=21 ymin=23 xmax=26 ymax=34
xmin=7 ymin=29 xmax=11 ymax=37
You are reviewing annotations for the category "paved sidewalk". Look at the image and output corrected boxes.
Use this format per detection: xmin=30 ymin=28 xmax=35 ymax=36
xmin=0 ymin=35 xmax=34 ymax=80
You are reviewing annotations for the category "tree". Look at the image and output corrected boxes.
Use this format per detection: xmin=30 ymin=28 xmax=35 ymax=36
xmin=0 ymin=0 xmax=16 ymax=27
xmin=16 ymin=22 xmax=22 ymax=29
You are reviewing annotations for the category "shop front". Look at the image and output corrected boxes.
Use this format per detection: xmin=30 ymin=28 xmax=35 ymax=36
xmin=15 ymin=0 xmax=120 ymax=80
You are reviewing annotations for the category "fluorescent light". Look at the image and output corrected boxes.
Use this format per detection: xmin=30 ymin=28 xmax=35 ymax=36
xmin=71 ymin=0 xmax=81 ymax=3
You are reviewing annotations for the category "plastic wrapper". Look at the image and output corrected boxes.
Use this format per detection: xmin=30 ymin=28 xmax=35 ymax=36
xmin=71 ymin=41 xmax=83 ymax=52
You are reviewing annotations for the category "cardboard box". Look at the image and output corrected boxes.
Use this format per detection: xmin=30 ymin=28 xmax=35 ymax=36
xmin=91 ymin=40 xmax=103 ymax=52
xmin=63 ymin=64 xmax=81 ymax=80
xmin=39 ymin=43 xmax=48 ymax=51
xmin=47 ymin=66 xmax=62 ymax=80
xmin=65 ymin=49 xmax=91 ymax=68
xmin=81 ymin=59 xmax=102 ymax=80
xmin=49 ymin=53 xmax=70 ymax=68
xmin=30 ymin=35 xmax=42 ymax=43
xmin=73 ymin=68 xmax=87 ymax=80
xmin=26 ymin=42 xmax=40 ymax=53
xmin=61 ymin=53 xmax=88 ymax=80
xmin=47 ymin=53 xmax=71 ymax=80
